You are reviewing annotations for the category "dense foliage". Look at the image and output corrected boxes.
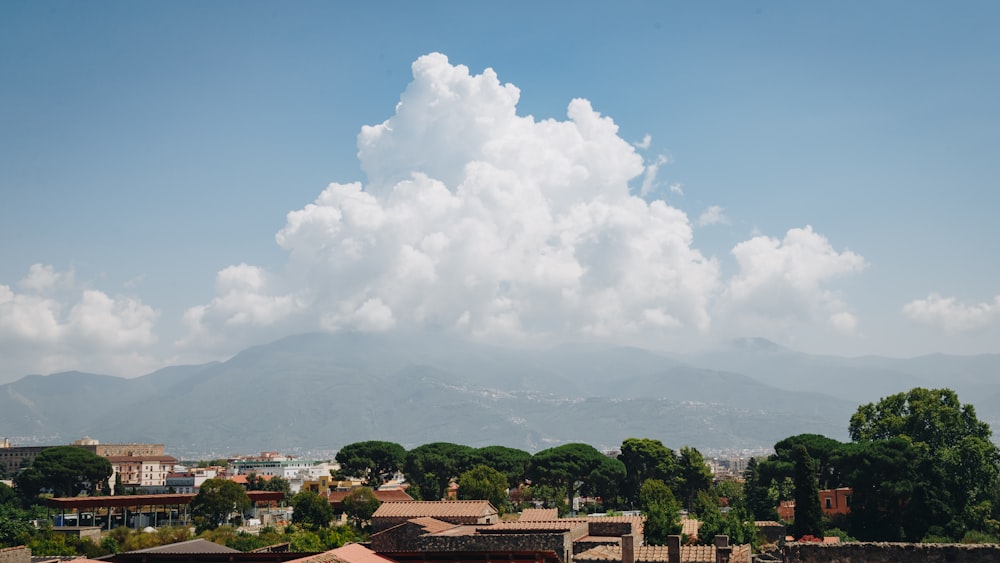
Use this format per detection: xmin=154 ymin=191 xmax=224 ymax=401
xmin=190 ymin=478 xmax=251 ymax=532
xmin=14 ymin=447 xmax=112 ymax=499
xmin=751 ymin=387 xmax=1000 ymax=543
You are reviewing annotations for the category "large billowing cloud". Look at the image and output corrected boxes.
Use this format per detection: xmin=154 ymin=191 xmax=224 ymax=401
xmin=176 ymin=54 xmax=868 ymax=358
xmin=902 ymin=294 xmax=1000 ymax=332
xmin=0 ymin=264 xmax=159 ymax=377
xmin=720 ymin=226 xmax=867 ymax=334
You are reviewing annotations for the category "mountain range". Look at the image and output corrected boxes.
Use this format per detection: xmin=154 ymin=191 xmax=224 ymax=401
xmin=2 ymin=333 xmax=998 ymax=458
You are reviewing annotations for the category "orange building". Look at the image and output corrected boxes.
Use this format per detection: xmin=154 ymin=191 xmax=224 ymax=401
xmin=777 ymin=488 xmax=852 ymax=521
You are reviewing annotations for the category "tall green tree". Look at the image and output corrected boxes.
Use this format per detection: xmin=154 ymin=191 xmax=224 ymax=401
xmin=677 ymin=446 xmax=712 ymax=511
xmin=769 ymin=434 xmax=844 ymax=490
xmin=291 ymin=490 xmax=334 ymax=531
xmin=190 ymin=479 xmax=251 ymax=532
xmin=342 ymin=487 xmax=380 ymax=529
xmin=848 ymin=388 xmax=1000 ymax=540
xmin=743 ymin=457 xmax=777 ymax=521
xmin=404 ymin=442 xmax=477 ymax=500
xmin=833 ymin=438 xmax=937 ymax=541
xmin=792 ymin=445 xmax=823 ymax=538
xmin=14 ymin=446 xmax=112 ymax=499
xmin=457 ymin=465 xmax=509 ymax=512
xmin=475 ymin=446 xmax=532 ymax=489
xmin=618 ymin=438 xmax=679 ymax=506
xmin=335 ymin=441 xmax=406 ymax=488
xmin=528 ymin=443 xmax=609 ymax=510
xmin=584 ymin=455 xmax=627 ymax=509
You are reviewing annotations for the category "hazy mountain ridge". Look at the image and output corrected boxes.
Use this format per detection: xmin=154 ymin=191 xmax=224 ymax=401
xmin=1 ymin=333 xmax=997 ymax=456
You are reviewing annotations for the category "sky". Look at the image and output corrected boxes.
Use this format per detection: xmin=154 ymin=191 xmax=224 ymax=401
xmin=1 ymin=1 xmax=999 ymax=382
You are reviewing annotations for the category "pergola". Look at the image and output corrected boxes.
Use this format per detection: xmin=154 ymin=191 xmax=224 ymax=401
xmin=45 ymin=491 xmax=286 ymax=530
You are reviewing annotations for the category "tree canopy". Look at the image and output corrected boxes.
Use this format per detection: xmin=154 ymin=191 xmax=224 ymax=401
xmin=335 ymin=441 xmax=406 ymax=488
xmin=291 ymin=490 xmax=334 ymax=530
xmin=792 ymin=445 xmax=823 ymax=538
xmin=528 ymin=443 xmax=610 ymax=509
xmin=618 ymin=438 xmax=679 ymax=505
xmin=457 ymin=465 xmax=509 ymax=512
xmin=14 ymin=446 xmax=112 ymax=499
xmin=676 ymin=446 xmax=713 ymax=511
xmin=404 ymin=442 xmax=477 ymax=500
xmin=189 ymin=479 xmax=250 ymax=532
xmin=475 ymin=446 xmax=532 ymax=489
xmin=342 ymin=487 xmax=380 ymax=528
xmin=846 ymin=388 xmax=1000 ymax=541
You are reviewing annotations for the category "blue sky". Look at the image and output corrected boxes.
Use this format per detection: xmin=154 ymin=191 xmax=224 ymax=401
xmin=1 ymin=1 xmax=998 ymax=381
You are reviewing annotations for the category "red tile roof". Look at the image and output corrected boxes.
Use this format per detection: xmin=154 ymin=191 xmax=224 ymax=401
xmin=287 ymin=543 xmax=395 ymax=563
xmin=409 ymin=517 xmax=462 ymax=534
xmin=519 ymin=508 xmax=558 ymax=521
xmin=574 ymin=544 xmax=752 ymax=563
xmin=329 ymin=489 xmax=413 ymax=507
xmin=373 ymin=500 xmax=497 ymax=519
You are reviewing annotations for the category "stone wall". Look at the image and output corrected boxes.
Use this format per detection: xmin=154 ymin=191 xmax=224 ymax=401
xmin=587 ymin=521 xmax=636 ymax=539
xmin=419 ymin=533 xmax=573 ymax=563
xmin=783 ymin=541 xmax=1000 ymax=563
xmin=0 ymin=546 xmax=30 ymax=563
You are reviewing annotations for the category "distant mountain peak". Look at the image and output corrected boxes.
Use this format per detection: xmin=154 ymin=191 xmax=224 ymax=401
xmin=729 ymin=337 xmax=790 ymax=353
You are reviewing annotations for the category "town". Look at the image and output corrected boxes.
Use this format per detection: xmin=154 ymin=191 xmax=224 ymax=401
xmin=2 ymin=387 xmax=999 ymax=563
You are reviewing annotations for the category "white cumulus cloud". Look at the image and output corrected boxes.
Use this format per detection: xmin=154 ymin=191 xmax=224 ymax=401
xmin=178 ymin=53 xmax=722 ymax=355
xmin=0 ymin=264 xmax=160 ymax=378
xmin=176 ymin=53 xmax=871 ymax=359
xmin=902 ymin=294 xmax=1000 ymax=332
xmin=721 ymin=226 xmax=866 ymax=331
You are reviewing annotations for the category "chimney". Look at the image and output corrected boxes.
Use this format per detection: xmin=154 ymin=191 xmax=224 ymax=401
xmin=621 ymin=534 xmax=635 ymax=563
xmin=714 ymin=535 xmax=732 ymax=563
xmin=667 ymin=535 xmax=681 ymax=563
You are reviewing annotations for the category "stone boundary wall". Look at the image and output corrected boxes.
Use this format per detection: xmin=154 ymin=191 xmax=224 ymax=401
xmin=587 ymin=521 xmax=636 ymax=539
xmin=419 ymin=533 xmax=573 ymax=563
xmin=0 ymin=546 xmax=30 ymax=563
xmin=783 ymin=541 xmax=1000 ymax=563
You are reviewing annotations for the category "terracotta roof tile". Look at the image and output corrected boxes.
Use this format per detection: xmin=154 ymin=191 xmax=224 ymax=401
xmin=519 ymin=508 xmax=558 ymax=521
xmin=409 ymin=517 xmax=461 ymax=534
xmin=329 ymin=489 xmax=413 ymax=505
xmin=287 ymin=544 xmax=395 ymax=563
xmin=574 ymin=544 xmax=752 ymax=563
xmin=373 ymin=500 xmax=496 ymax=519
xmin=680 ymin=517 xmax=700 ymax=538
xmin=479 ymin=520 xmax=587 ymax=532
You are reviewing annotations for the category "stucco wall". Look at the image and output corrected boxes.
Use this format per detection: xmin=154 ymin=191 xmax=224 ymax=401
xmin=0 ymin=546 xmax=30 ymax=563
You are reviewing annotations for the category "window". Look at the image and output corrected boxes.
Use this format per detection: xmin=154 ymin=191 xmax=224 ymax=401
xmin=825 ymin=498 xmax=832 ymax=509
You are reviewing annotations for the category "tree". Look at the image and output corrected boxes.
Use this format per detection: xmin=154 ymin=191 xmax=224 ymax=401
xmin=475 ymin=446 xmax=532 ymax=489
xmin=190 ymin=478 xmax=251 ymax=532
xmin=769 ymin=434 xmax=844 ymax=490
xmin=457 ymin=465 xmax=509 ymax=512
xmin=743 ymin=457 xmax=777 ymax=521
xmin=584 ymin=455 xmax=627 ymax=510
xmin=528 ymin=443 xmax=609 ymax=510
xmin=677 ymin=446 xmax=712 ymax=511
xmin=404 ymin=442 xmax=477 ymax=500
xmin=335 ymin=441 xmax=406 ymax=488
xmin=291 ymin=490 xmax=334 ymax=531
xmin=618 ymin=438 xmax=679 ymax=506
xmin=644 ymin=502 xmax=680 ymax=546
xmin=833 ymin=438 xmax=936 ymax=541
xmin=14 ymin=446 xmax=112 ymax=499
xmin=247 ymin=474 xmax=292 ymax=499
xmin=342 ymin=487 xmax=380 ymax=528
xmin=848 ymin=388 xmax=1000 ymax=540
xmin=792 ymin=445 xmax=823 ymax=538
xmin=639 ymin=479 xmax=676 ymax=513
